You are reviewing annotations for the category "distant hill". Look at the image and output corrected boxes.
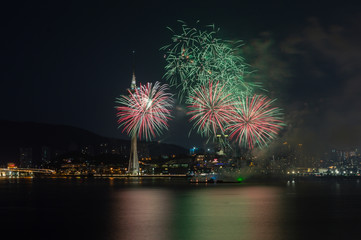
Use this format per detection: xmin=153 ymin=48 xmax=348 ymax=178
xmin=0 ymin=120 xmax=187 ymax=165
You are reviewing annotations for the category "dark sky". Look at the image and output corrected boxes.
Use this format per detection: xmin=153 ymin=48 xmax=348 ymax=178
xmin=2 ymin=0 xmax=361 ymax=152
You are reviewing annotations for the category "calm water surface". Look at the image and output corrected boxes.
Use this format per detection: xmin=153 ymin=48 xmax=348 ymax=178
xmin=1 ymin=177 xmax=361 ymax=240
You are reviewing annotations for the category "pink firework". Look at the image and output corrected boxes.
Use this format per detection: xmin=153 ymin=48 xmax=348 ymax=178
xmin=115 ymin=82 xmax=173 ymax=140
xmin=187 ymin=81 xmax=235 ymax=138
xmin=227 ymin=95 xmax=284 ymax=149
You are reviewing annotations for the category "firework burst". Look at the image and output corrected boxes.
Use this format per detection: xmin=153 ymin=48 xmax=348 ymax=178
xmin=227 ymin=95 xmax=284 ymax=149
xmin=187 ymin=81 xmax=235 ymax=138
xmin=115 ymin=82 xmax=174 ymax=141
xmin=161 ymin=21 xmax=255 ymax=101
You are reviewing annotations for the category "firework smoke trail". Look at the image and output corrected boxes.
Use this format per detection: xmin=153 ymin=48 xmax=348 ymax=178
xmin=187 ymin=81 xmax=235 ymax=139
xmin=115 ymin=82 xmax=174 ymax=141
xmin=227 ymin=95 xmax=284 ymax=149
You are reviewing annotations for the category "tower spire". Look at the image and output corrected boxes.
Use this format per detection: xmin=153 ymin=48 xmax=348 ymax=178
xmin=131 ymin=50 xmax=136 ymax=90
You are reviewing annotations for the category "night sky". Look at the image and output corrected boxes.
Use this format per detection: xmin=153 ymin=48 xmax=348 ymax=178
xmin=2 ymin=1 xmax=361 ymax=152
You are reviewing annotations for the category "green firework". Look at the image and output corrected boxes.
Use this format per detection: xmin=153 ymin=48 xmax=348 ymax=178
xmin=161 ymin=20 xmax=258 ymax=102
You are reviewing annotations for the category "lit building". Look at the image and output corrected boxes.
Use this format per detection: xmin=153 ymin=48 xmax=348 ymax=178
xmin=189 ymin=147 xmax=198 ymax=155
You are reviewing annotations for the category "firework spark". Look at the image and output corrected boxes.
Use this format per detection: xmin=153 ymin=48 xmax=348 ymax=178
xmin=187 ymin=81 xmax=235 ymax=138
xmin=115 ymin=82 xmax=174 ymax=141
xmin=227 ymin=95 xmax=284 ymax=149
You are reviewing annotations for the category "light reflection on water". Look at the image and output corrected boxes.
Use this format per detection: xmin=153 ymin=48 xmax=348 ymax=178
xmin=110 ymin=184 xmax=282 ymax=240
xmin=173 ymin=186 xmax=282 ymax=240
xmin=112 ymin=188 xmax=173 ymax=240
xmin=2 ymin=178 xmax=361 ymax=240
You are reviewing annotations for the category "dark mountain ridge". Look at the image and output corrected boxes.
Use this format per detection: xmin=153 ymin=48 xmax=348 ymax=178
xmin=0 ymin=120 xmax=187 ymax=165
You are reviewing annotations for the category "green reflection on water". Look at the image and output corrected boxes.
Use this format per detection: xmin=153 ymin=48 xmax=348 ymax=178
xmin=171 ymin=187 xmax=250 ymax=240
xmin=170 ymin=185 xmax=282 ymax=240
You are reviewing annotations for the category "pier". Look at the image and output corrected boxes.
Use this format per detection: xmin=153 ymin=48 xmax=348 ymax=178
xmin=0 ymin=168 xmax=56 ymax=177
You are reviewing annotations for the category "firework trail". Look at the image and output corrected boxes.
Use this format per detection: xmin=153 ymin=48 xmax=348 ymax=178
xmin=115 ymin=82 xmax=174 ymax=141
xmin=227 ymin=95 xmax=284 ymax=149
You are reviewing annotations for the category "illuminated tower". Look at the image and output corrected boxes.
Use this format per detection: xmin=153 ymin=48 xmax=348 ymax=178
xmin=128 ymin=72 xmax=139 ymax=175
xmin=128 ymin=54 xmax=139 ymax=175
